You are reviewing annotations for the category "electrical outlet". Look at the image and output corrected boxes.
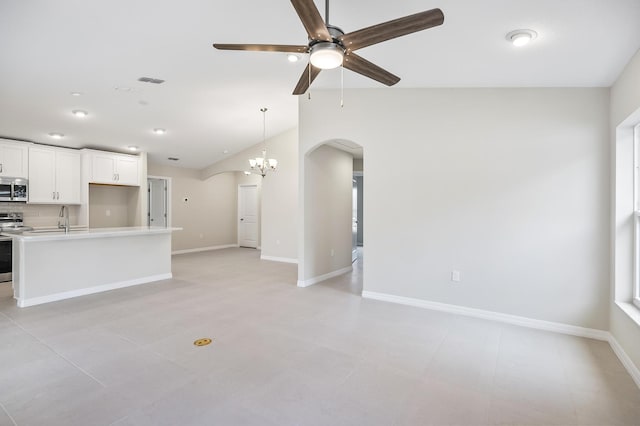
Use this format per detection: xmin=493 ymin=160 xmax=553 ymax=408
xmin=451 ymin=270 xmax=461 ymax=282
xmin=105 ymin=209 xmax=111 ymax=217
xmin=330 ymin=249 xmax=335 ymax=257
xmin=276 ymin=239 xmax=280 ymax=245
xmin=199 ymin=233 xmax=204 ymax=239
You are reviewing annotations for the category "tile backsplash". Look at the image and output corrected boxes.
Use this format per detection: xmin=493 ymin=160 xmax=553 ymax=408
xmin=0 ymin=203 xmax=80 ymax=228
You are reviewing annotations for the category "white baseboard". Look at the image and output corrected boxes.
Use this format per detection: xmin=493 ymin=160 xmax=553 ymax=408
xmin=172 ymin=244 xmax=238 ymax=255
xmin=16 ymin=273 xmax=172 ymax=308
xmin=260 ymin=255 xmax=298 ymax=264
xmin=361 ymin=291 xmax=609 ymax=341
xmin=608 ymin=334 xmax=640 ymax=389
xmin=297 ymin=265 xmax=353 ymax=288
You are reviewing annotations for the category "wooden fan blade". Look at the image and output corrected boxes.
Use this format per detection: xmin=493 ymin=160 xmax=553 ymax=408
xmin=293 ymin=63 xmax=322 ymax=95
xmin=290 ymin=0 xmax=332 ymax=42
xmin=340 ymin=8 xmax=444 ymax=52
xmin=213 ymin=43 xmax=309 ymax=53
xmin=343 ymin=53 xmax=400 ymax=86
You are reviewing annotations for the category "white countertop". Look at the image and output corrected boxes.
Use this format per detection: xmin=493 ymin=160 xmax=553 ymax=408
xmin=5 ymin=226 xmax=181 ymax=242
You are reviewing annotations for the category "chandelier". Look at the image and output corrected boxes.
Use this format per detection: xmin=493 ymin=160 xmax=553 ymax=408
xmin=248 ymin=107 xmax=278 ymax=177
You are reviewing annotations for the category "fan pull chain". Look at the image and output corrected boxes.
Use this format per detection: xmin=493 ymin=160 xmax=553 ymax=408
xmin=308 ymin=64 xmax=311 ymax=100
xmin=340 ymin=63 xmax=344 ymax=108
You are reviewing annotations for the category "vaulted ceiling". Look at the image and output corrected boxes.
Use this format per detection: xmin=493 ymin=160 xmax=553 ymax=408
xmin=0 ymin=0 xmax=639 ymax=169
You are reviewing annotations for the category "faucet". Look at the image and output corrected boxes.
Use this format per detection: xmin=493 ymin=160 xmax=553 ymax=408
xmin=58 ymin=205 xmax=70 ymax=233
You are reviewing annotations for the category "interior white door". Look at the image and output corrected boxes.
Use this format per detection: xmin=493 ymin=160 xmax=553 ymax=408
xmin=352 ymin=179 xmax=358 ymax=263
xmin=238 ymin=184 xmax=258 ymax=248
xmin=148 ymin=178 xmax=167 ymax=227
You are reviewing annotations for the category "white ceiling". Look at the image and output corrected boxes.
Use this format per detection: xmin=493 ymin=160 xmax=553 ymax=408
xmin=0 ymin=0 xmax=639 ymax=169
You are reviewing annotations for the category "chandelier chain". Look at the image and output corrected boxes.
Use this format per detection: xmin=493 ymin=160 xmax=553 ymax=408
xmin=248 ymin=107 xmax=277 ymax=178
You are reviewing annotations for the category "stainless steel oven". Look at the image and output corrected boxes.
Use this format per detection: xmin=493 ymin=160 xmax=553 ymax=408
xmin=0 ymin=235 xmax=12 ymax=283
xmin=0 ymin=177 xmax=28 ymax=202
xmin=0 ymin=213 xmax=32 ymax=282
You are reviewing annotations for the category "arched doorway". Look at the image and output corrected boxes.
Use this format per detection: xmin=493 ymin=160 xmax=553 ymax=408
xmin=298 ymin=139 xmax=364 ymax=294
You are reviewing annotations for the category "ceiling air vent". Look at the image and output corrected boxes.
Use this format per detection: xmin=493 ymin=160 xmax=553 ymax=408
xmin=138 ymin=77 xmax=165 ymax=84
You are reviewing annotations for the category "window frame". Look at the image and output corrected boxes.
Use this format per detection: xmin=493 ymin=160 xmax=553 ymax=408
xmin=633 ymin=123 xmax=640 ymax=308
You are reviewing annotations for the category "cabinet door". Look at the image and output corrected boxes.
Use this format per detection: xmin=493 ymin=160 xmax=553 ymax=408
xmin=0 ymin=143 xmax=28 ymax=178
xmin=115 ymin=156 xmax=139 ymax=186
xmin=91 ymin=154 xmax=116 ymax=184
xmin=56 ymin=150 xmax=81 ymax=204
xmin=28 ymin=147 xmax=56 ymax=203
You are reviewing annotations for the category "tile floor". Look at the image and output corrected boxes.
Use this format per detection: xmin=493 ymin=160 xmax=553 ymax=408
xmin=0 ymin=248 xmax=639 ymax=425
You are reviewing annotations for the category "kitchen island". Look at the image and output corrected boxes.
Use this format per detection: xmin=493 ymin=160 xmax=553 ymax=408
xmin=10 ymin=226 xmax=179 ymax=307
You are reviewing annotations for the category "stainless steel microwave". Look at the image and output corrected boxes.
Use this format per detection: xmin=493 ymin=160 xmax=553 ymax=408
xmin=0 ymin=177 xmax=28 ymax=202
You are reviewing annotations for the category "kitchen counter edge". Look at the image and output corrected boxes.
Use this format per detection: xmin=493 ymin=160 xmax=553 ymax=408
xmin=4 ymin=226 xmax=182 ymax=242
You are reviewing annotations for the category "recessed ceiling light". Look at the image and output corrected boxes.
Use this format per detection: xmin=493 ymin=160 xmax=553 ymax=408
xmin=70 ymin=92 xmax=83 ymax=97
xmin=287 ymin=54 xmax=300 ymax=63
xmin=506 ymin=29 xmax=537 ymax=47
xmin=153 ymin=128 xmax=166 ymax=135
xmin=243 ymin=171 xmax=251 ymax=175
xmin=114 ymin=86 xmax=132 ymax=92
xmin=48 ymin=132 xmax=64 ymax=139
xmin=72 ymin=110 xmax=88 ymax=118
xmin=127 ymin=146 xmax=138 ymax=151
xmin=223 ymin=150 xmax=229 ymax=154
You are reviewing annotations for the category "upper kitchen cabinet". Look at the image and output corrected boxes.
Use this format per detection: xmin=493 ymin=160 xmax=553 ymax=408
xmin=88 ymin=150 xmax=140 ymax=186
xmin=0 ymin=139 xmax=29 ymax=179
xmin=29 ymin=146 xmax=81 ymax=204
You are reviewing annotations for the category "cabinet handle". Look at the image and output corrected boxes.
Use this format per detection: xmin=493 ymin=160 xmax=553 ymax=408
xmin=0 ymin=163 xmax=3 ymax=173
xmin=56 ymin=192 xmax=60 ymax=200
xmin=117 ymin=173 xmax=120 ymax=181
xmin=52 ymin=192 xmax=55 ymax=200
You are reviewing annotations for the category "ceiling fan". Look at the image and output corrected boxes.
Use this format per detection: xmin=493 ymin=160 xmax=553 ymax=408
xmin=213 ymin=0 xmax=444 ymax=95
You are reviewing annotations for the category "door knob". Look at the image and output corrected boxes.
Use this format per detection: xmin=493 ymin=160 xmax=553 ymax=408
xmin=240 ymin=218 xmax=244 ymax=221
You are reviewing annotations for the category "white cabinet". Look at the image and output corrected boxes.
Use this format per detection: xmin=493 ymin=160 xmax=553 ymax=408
xmin=28 ymin=146 xmax=81 ymax=204
xmin=0 ymin=139 xmax=29 ymax=179
xmin=90 ymin=151 xmax=140 ymax=186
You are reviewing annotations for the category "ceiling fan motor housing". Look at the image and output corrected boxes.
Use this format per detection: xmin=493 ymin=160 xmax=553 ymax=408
xmin=309 ymin=25 xmax=346 ymax=69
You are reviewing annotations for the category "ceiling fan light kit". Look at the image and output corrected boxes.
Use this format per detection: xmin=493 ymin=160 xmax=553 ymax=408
xmin=309 ymin=42 xmax=344 ymax=69
xmin=213 ymin=0 xmax=444 ymax=95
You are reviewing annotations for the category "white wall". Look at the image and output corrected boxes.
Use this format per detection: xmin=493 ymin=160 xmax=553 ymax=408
xmin=202 ymin=128 xmax=299 ymax=262
xmin=299 ymin=88 xmax=610 ymax=330
xmin=147 ymin=163 xmax=245 ymax=252
xmin=89 ymin=184 xmax=139 ymax=228
xmin=611 ymin=48 xmax=640 ymax=369
xmin=301 ymin=145 xmax=353 ymax=281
